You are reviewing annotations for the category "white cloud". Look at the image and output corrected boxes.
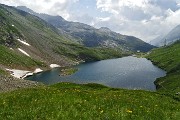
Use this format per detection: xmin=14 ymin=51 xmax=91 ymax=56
xmin=96 ymin=0 xmax=119 ymax=14
xmin=96 ymin=0 xmax=149 ymax=14
xmin=0 ymin=0 xmax=79 ymax=19
xmin=117 ymin=0 xmax=148 ymax=8
xmin=97 ymin=17 xmax=110 ymax=22
xmin=164 ymin=9 xmax=180 ymax=26
xmin=95 ymin=0 xmax=180 ymax=41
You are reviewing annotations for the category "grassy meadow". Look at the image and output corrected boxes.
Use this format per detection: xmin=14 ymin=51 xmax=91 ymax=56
xmin=0 ymin=83 xmax=179 ymax=120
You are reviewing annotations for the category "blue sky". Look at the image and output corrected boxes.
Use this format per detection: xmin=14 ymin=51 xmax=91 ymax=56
xmin=0 ymin=0 xmax=180 ymax=42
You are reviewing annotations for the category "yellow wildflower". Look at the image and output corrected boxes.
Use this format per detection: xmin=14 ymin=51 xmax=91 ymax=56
xmin=126 ymin=110 xmax=133 ymax=113
xmin=100 ymin=110 xmax=104 ymax=114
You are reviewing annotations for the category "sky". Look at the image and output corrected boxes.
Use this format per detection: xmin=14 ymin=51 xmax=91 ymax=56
xmin=0 ymin=0 xmax=180 ymax=42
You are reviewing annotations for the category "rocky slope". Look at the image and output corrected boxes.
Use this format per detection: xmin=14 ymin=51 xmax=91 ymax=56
xmin=0 ymin=74 xmax=41 ymax=92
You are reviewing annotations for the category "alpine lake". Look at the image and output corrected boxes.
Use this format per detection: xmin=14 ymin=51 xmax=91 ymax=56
xmin=26 ymin=56 xmax=166 ymax=91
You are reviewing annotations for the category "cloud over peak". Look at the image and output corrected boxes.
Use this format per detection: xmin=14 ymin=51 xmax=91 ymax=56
xmin=0 ymin=0 xmax=180 ymax=42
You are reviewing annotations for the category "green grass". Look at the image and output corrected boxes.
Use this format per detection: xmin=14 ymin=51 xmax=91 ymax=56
xmin=147 ymin=41 xmax=180 ymax=92
xmin=0 ymin=82 xmax=179 ymax=119
xmin=60 ymin=68 xmax=78 ymax=76
xmin=0 ymin=69 xmax=6 ymax=75
xmin=0 ymin=45 xmax=45 ymax=69
xmin=0 ymin=7 xmax=23 ymax=47
xmin=54 ymin=42 xmax=127 ymax=62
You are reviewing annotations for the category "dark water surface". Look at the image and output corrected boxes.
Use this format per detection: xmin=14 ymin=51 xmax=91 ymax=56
xmin=26 ymin=56 xmax=166 ymax=91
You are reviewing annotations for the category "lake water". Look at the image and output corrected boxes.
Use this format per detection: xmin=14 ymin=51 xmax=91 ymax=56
xmin=26 ymin=56 xmax=166 ymax=91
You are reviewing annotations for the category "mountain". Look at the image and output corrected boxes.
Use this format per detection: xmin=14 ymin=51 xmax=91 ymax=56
xmin=150 ymin=25 xmax=180 ymax=46
xmin=150 ymin=35 xmax=164 ymax=47
xmin=0 ymin=4 xmax=125 ymax=71
xmin=17 ymin=6 xmax=155 ymax=52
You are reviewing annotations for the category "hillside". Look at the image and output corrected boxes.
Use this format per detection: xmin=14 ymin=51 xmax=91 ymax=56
xmin=151 ymin=25 xmax=180 ymax=46
xmin=0 ymin=4 xmax=126 ymax=72
xmin=147 ymin=40 xmax=180 ymax=93
xmin=17 ymin=6 xmax=155 ymax=52
xmin=0 ymin=45 xmax=45 ymax=70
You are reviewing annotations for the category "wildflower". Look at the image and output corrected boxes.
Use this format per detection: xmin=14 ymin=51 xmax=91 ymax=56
xmin=126 ymin=110 xmax=133 ymax=113
xmin=100 ymin=110 xmax=104 ymax=114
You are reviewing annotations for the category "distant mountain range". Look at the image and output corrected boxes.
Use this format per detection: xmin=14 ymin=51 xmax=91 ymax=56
xmin=17 ymin=6 xmax=155 ymax=52
xmin=150 ymin=25 xmax=180 ymax=46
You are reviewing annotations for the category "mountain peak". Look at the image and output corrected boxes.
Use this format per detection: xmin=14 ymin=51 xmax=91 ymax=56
xmin=99 ymin=27 xmax=112 ymax=32
xmin=16 ymin=6 xmax=35 ymax=14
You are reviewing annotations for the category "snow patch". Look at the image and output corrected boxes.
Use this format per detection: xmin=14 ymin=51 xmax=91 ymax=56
xmin=34 ymin=68 xmax=43 ymax=73
xmin=17 ymin=39 xmax=30 ymax=46
xmin=6 ymin=69 xmax=32 ymax=79
xmin=6 ymin=68 xmax=44 ymax=79
xmin=50 ymin=64 xmax=60 ymax=68
xmin=18 ymin=48 xmax=30 ymax=57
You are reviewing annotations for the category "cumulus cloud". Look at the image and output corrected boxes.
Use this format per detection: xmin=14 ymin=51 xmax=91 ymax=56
xmin=0 ymin=0 xmax=79 ymax=19
xmin=95 ymin=0 xmax=180 ymax=41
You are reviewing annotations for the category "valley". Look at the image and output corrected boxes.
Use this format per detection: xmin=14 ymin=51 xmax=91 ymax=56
xmin=0 ymin=3 xmax=179 ymax=120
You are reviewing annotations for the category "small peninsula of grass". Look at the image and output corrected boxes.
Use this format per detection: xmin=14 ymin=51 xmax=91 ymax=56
xmin=60 ymin=68 xmax=78 ymax=76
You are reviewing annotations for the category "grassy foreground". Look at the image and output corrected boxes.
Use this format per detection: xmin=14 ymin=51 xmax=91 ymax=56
xmin=147 ymin=41 xmax=180 ymax=93
xmin=0 ymin=83 xmax=179 ymax=120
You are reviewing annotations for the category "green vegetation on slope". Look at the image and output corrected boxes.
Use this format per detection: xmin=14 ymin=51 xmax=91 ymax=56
xmin=0 ymin=69 xmax=6 ymax=75
xmin=0 ymin=83 xmax=179 ymax=119
xmin=0 ymin=45 xmax=45 ymax=69
xmin=0 ymin=8 xmax=20 ymax=47
xmin=147 ymin=41 xmax=180 ymax=93
xmin=54 ymin=42 xmax=127 ymax=62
